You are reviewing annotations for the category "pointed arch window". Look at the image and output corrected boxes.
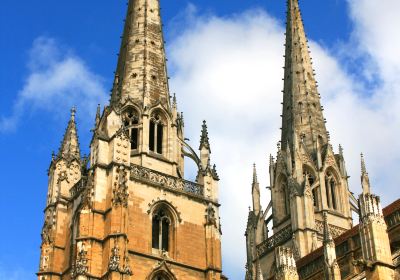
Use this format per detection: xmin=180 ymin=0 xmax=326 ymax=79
xmin=123 ymin=108 xmax=139 ymax=150
xmin=149 ymin=113 xmax=164 ymax=154
xmin=152 ymin=209 xmax=171 ymax=252
xmin=325 ymin=171 xmax=338 ymax=211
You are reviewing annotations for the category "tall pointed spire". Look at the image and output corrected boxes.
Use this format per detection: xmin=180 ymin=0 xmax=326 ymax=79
xmin=58 ymin=107 xmax=81 ymax=160
xmin=281 ymin=0 xmax=328 ymax=153
xmin=361 ymin=153 xmax=371 ymax=194
xmin=111 ymin=0 xmax=170 ymax=110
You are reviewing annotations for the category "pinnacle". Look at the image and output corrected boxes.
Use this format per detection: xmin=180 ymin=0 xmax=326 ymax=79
xmin=323 ymin=212 xmax=333 ymax=243
xmin=361 ymin=153 xmax=371 ymax=194
xmin=252 ymin=164 xmax=258 ymax=184
xmin=361 ymin=153 xmax=368 ymax=175
xmin=57 ymin=107 xmax=81 ymax=161
xmin=199 ymin=120 xmax=211 ymax=151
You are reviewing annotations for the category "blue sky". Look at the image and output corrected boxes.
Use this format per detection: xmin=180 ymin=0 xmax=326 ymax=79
xmin=2 ymin=0 xmax=400 ymax=279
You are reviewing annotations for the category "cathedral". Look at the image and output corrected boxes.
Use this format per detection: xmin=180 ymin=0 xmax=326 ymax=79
xmin=245 ymin=0 xmax=400 ymax=280
xmin=36 ymin=0 xmax=400 ymax=280
xmin=37 ymin=0 xmax=224 ymax=279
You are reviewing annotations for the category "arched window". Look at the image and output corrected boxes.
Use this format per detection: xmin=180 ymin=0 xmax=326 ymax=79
xmin=122 ymin=108 xmax=139 ymax=150
xmin=152 ymin=208 xmax=171 ymax=252
xmin=149 ymin=112 xmax=164 ymax=154
xmin=312 ymin=186 xmax=320 ymax=210
xmin=303 ymin=168 xmax=315 ymax=186
xmin=325 ymin=171 xmax=338 ymax=210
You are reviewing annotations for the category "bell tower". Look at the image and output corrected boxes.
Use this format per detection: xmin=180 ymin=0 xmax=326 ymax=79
xmin=269 ymin=0 xmax=353 ymax=256
xmin=245 ymin=0 xmax=354 ymax=278
xmin=37 ymin=1 xmax=224 ymax=279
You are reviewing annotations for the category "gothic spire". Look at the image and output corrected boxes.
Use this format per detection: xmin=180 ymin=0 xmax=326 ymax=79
xmin=58 ymin=107 xmax=81 ymax=161
xmin=281 ymin=0 xmax=328 ymax=153
xmin=111 ymin=0 xmax=171 ymax=110
xmin=361 ymin=153 xmax=371 ymax=194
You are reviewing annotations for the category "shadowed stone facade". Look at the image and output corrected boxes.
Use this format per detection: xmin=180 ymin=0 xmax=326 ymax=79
xmin=37 ymin=1 xmax=226 ymax=279
xmin=245 ymin=0 xmax=400 ymax=280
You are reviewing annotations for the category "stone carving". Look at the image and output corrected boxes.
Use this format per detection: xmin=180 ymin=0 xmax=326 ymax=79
xmin=109 ymin=245 xmax=120 ymax=271
xmin=40 ymin=247 xmax=50 ymax=271
xmin=131 ymin=164 xmax=204 ymax=196
xmin=71 ymin=242 xmax=88 ymax=278
xmin=205 ymin=203 xmax=217 ymax=226
xmin=292 ymin=235 xmax=300 ymax=260
xmin=112 ymin=166 xmax=129 ymax=207
xmin=256 ymin=225 xmax=292 ymax=256
xmin=122 ymin=255 xmax=133 ymax=276
xmin=107 ymin=239 xmax=133 ymax=275
xmin=41 ymin=222 xmax=53 ymax=245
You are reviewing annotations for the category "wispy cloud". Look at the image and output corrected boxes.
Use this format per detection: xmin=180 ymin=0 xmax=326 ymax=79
xmin=167 ymin=3 xmax=400 ymax=279
xmin=0 ymin=37 xmax=108 ymax=132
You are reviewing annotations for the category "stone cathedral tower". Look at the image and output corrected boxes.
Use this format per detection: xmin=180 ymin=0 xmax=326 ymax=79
xmin=245 ymin=0 xmax=399 ymax=280
xmin=37 ymin=1 xmax=225 ymax=280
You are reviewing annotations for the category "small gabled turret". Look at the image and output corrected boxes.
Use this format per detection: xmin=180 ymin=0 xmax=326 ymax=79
xmin=358 ymin=154 xmax=394 ymax=279
xmin=323 ymin=212 xmax=341 ymax=280
xmin=57 ymin=107 xmax=81 ymax=161
xmin=275 ymin=246 xmax=299 ymax=280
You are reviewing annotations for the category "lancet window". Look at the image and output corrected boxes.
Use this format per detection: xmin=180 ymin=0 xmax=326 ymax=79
xmin=325 ymin=171 xmax=338 ymax=211
xmin=152 ymin=208 xmax=171 ymax=252
xmin=122 ymin=108 xmax=139 ymax=150
xmin=280 ymin=177 xmax=290 ymax=217
xmin=149 ymin=112 xmax=164 ymax=154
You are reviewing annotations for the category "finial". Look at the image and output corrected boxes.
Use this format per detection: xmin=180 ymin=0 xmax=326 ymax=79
xmin=95 ymin=104 xmax=101 ymax=128
xmin=173 ymin=93 xmax=177 ymax=105
xmin=339 ymin=144 xmax=343 ymax=157
xmin=70 ymin=106 xmax=76 ymax=121
xmin=361 ymin=153 xmax=367 ymax=175
xmin=253 ymin=163 xmax=258 ymax=184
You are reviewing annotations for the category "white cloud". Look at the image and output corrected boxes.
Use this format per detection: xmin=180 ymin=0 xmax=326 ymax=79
xmin=0 ymin=37 xmax=108 ymax=132
xmin=167 ymin=3 xmax=400 ymax=279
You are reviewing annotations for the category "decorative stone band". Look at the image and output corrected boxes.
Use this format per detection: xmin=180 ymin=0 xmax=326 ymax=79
xmin=315 ymin=220 xmax=347 ymax=238
xmin=130 ymin=164 xmax=204 ymax=197
xmin=256 ymin=225 xmax=292 ymax=257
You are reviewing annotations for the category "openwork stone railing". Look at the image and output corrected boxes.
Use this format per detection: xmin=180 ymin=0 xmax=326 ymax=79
xmin=256 ymin=225 xmax=292 ymax=257
xmin=70 ymin=176 xmax=88 ymax=197
xmin=386 ymin=209 xmax=400 ymax=229
xmin=315 ymin=220 xmax=347 ymax=238
xmin=130 ymin=164 xmax=204 ymax=197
